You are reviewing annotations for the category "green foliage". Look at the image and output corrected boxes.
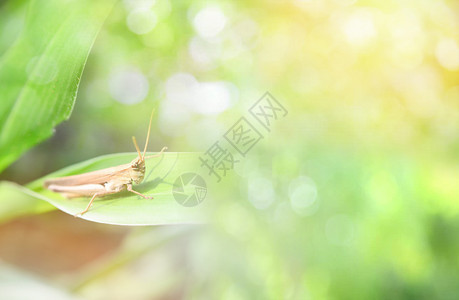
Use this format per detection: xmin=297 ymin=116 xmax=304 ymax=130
xmin=0 ymin=0 xmax=114 ymax=172
xmin=1 ymin=0 xmax=459 ymax=298
xmin=0 ymin=181 xmax=53 ymax=224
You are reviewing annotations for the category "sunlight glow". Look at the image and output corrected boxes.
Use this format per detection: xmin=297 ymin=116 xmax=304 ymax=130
xmin=248 ymin=177 xmax=275 ymax=210
xmin=109 ymin=69 xmax=149 ymax=105
xmin=127 ymin=8 xmax=157 ymax=34
xmin=342 ymin=10 xmax=376 ymax=46
xmin=164 ymin=72 xmax=235 ymax=115
xmin=289 ymin=176 xmax=319 ymax=216
xmin=435 ymin=38 xmax=459 ymax=71
xmin=193 ymin=6 xmax=227 ymax=39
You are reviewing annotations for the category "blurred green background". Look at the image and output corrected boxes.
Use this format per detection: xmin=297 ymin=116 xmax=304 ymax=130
xmin=1 ymin=0 xmax=459 ymax=299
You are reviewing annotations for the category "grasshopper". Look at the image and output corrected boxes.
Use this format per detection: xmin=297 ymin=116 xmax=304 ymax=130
xmin=44 ymin=110 xmax=167 ymax=216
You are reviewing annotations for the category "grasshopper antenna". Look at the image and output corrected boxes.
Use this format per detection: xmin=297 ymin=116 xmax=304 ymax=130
xmin=132 ymin=136 xmax=142 ymax=159
xmin=143 ymin=109 xmax=154 ymax=159
xmin=145 ymin=146 xmax=168 ymax=159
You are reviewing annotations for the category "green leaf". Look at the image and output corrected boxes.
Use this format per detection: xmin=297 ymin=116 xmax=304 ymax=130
xmin=0 ymin=181 xmax=54 ymax=224
xmin=17 ymin=152 xmax=209 ymax=226
xmin=0 ymin=0 xmax=115 ymax=172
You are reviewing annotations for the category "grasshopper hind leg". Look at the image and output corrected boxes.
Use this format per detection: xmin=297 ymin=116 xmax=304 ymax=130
xmin=77 ymin=193 xmax=100 ymax=217
xmin=75 ymin=183 xmax=151 ymax=216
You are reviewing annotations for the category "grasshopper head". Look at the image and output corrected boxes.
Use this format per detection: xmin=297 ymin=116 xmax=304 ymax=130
xmin=129 ymin=109 xmax=154 ymax=184
xmin=131 ymin=134 xmax=149 ymax=184
xmin=130 ymin=155 xmax=146 ymax=184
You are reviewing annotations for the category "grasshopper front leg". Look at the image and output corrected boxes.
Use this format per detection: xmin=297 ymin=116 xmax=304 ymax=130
xmin=127 ymin=183 xmax=153 ymax=199
xmin=78 ymin=183 xmax=152 ymax=216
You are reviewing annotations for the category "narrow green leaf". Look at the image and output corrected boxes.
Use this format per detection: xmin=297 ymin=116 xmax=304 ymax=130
xmin=0 ymin=0 xmax=115 ymax=172
xmin=0 ymin=181 xmax=54 ymax=224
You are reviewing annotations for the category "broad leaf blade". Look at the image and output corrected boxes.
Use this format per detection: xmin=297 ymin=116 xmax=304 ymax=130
xmin=0 ymin=0 xmax=115 ymax=172
xmin=0 ymin=181 xmax=54 ymax=224
xmin=24 ymin=152 xmax=209 ymax=226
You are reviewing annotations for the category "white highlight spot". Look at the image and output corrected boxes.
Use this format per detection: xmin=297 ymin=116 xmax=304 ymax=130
xmin=123 ymin=0 xmax=156 ymax=11
xmin=189 ymin=37 xmax=219 ymax=67
xmin=193 ymin=6 xmax=227 ymax=39
xmin=343 ymin=10 xmax=376 ymax=45
xmin=159 ymin=99 xmax=191 ymax=137
xmin=165 ymin=72 xmax=200 ymax=104
xmin=127 ymin=8 xmax=157 ymax=34
xmin=289 ymin=176 xmax=318 ymax=216
xmin=164 ymin=72 xmax=235 ymax=115
xmin=109 ymin=69 xmax=149 ymax=105
xmin=332 ymin=0 xmax=356 ymax=6
xmin=435 ymin=38 xmax=459 ymax=71
xmin=194 ymin=82 xmax=232 ymax=115
xmin=248 ymin=177 xmax=275 ymax=210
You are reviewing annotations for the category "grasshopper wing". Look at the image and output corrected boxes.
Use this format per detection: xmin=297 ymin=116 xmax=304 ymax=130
xmin=43 ymin=163 xmax=132 ymax=188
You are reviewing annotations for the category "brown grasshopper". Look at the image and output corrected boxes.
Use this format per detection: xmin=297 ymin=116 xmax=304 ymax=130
xmin=44 ymin=110 xmax=167 ymax=216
